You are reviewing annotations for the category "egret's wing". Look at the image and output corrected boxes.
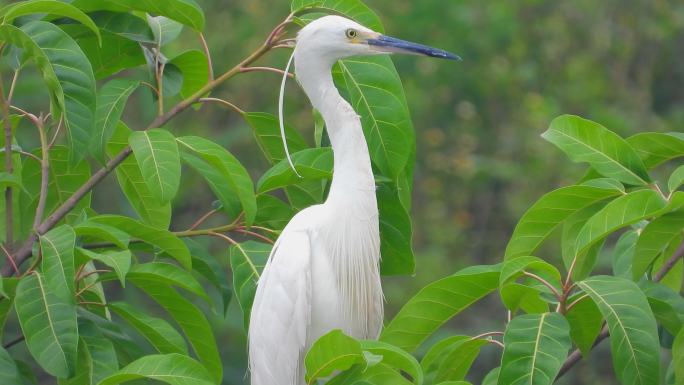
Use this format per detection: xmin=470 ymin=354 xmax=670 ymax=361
xmin=249 ymin=229 xmax=311 ymax=385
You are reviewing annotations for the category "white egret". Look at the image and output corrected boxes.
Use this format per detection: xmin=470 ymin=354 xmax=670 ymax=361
xmin=249 ymin=15 xmax=458 ymax=385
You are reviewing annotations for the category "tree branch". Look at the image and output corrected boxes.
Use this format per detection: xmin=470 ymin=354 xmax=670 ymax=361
xmin=2 ymin=14 xmax=293 ymax=277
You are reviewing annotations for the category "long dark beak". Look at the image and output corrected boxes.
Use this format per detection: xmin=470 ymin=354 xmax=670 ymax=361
xmin=367 ymin=35 xmax=461 ymax=60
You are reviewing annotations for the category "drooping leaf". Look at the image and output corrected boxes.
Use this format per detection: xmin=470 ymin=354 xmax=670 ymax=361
xmin=500 ymin=283 xmax=549 ymax=314
xmin=71 ymin=0 xmax=205 ymax=31
xmin=169 ymin=50 xmax=209 ymax=98
xmin=89 ymin=11 xmax=155 ymax=43
xmin=79 ymin=319 xmax=118 ymax=384
xmin=578 ymin=276 xmax=660 ymax=385
xmin=560 ymin=202 xmax=606 ymax=278
xmin=185 ymin=239 xmax=233 ymax=317
xmin=245 ymin=112 xmax=308 ymax=163
xmin=129 ymin=129 xmax=181 ymax=204
xmin=132 ymin=281 xmax=222 ymax=383
xmin=430 ymin=338 xmax=487 ymax=383
xmin=40 ymin=225 xmax=76 ymax=303
xmin=572 ymin=189 xmax=667 ymax=278
xmin=107 ymin=122 xmax=171 ymax=228
xmin=505 ymin=185 xmax=622 ymax=259
xmin=381 ymin=265 xmax=500 ymax=352
xmin=0 ymin=0 xmax=101 ymax=43
xmin=57 ymin=338 xmax=91 ymax=385
xmin=110 ymin=302 xmax=188 ymax=354
xmin=500 ymin=256 xmax=561 ymax=287
xmin=627 ymin=132 xmax=684 ymax=169
xmin=360 ymin=340 xmax=422 ymax=385
xmin=305 ymin=330 xmax=364 ymax=384
xmin=73 ymin=221 xmax=130 ymax=249
xmin=20 ymin=21 xmax=96 ymax=163
xmin=177 ymin=136 xmax=256 ymax=224
xmin=257 ymin=147 xmax=333 ymax=193
xmin=97 ymin=353 xmax=214 ymax=385
xmin=612 ymin=229 xmax=638 ymax=279
xmin=66 ymin=26 xmax=146 ymax=79
xmin=639 ymin=281 xmax=684 ymax=336
xmin=497 ymin=313 xmax=571 ymax=385
xmin=632 ymin=210 xmax=684 ymax=280
xmin=541 ymin=115 xmax=650 ymax=185
xmin=181 ymin=152 xmax=242 ymax=220
xmin=0 ymin=346 xmax=22 ymax=385
xmin=15 ymin=273 xmax=78 ymax=378
xmin=669 ymin=165 xmax=684 ymax=194
xmin=92 ymin=78 xmax=139 ymax=161
xmin=254 ymin=194 xmax=295 ymax=230
xmin=378 ymin=183 xmax=414 ymax=275
xmin=117 ymin=262 xmax=208 ymax=301
xmin=77 ymin=248 xmax=131 ymax=287
xmin=88 ymin=215 xmax=191 ymax=269
xmin=230 ymin=241 xmax=271 ymax=328
xmin=564 ymin=294 xmax=602 ymax=357
xmin=147 ymin=15 xmax=183 ymax=46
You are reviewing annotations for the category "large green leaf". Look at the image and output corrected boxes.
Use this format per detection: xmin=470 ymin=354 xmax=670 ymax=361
xmin=564 ymin=294 xmax=602 ymax=357
xmin=177 ymin=136 xmax=256 ymax=224
xmin=132 ymin=281 xmax=222 ymax=383
xmin=21 ymin=21 xmax=96 ymax=163
xmin=577 ymin=276 xmax=660 ymax=385
xmin=89 ymin=11 xmax=154 ymax=43
xmin=88 ymin=215 xmax=191 ymax=269
xmin=71 ymin=0 xmax=205 ymax=31
xmin=92 ymin=79 xmax=139 ymax=161
xmin=378 ymin=184 xmax=414 ymax=275
xmin=244 ymin=112 xmax=308 ymax=163
xmin=381 ymin=265 xmax=500 ymax=352
xmin=97 ymin=353 xmax=214 ymax=385
xmin=129 ymin=129 xmax=181 ymax=204
xmin=542 ymin=115 xmax=650 ymax=185
xmin=110 ymin=302 xmax=187 ymax=354
xmin=229 ymin=241 xmax=271 ymax=328
xmin=257 ymin=147 xmax=333 ymax=193
xmin=0 ymin=346 xmax=22 ymax=385
xmin=560 ymin=202 xmax=606 ymax=279
xmin=572 ymin=189 xmax=667 ymax=277
xmin=291 ymin=0 xmax=383 ymax=32
xmin=360 ymin=340 xmax=422 ymax=385
xmin=107 ymin=122 xmax=171 ymax=228
xmin=504 ymin=185 xmax=622 ymax=259
xmin=40 ymin=225 xmax=76 ymax=303
xmin=305 ymin=330 xmax=364 ymax=385
xmin=626 ymin=132 xmax=684 ymax=169
xmin=67 ymin=26 xmax=146 ymax=79
xmin=336 ymin=56 xmax=414 ymax=178
xmin=632 ymin=210 xmax=684 ymax=280
xmin=497 ymin=313 xmax=571 ymax=385
xmin=181 ymin=152 xmax=241 ymax=220
xmin=1 ymin=0 xmax=101 ymax=43
xmin=169 ymin=50 xmax=209 ymax=98
xmin=15 ymin=273 xmax=78 ymax=378
xmin=640 ymin=281 xmax=684 ymax=336
xmin=430 ymin=338 xmax=487 ymax=383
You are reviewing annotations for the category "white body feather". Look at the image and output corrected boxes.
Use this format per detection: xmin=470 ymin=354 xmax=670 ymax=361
xmin=249 ymin=16 xmax=384 ymax=385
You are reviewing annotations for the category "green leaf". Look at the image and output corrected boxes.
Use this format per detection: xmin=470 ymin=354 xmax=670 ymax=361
xmin=177 ymin=136 xmax=256 ymax=224
xmin=336 ymin=56 xmax=414 ymax=178
xmin=107 ymin=122 xmax=171 ymax=228
xmin=89 ymin=11 xmax=154 ymax=43
xmin=229 ymin=241 xmax=271 ymax=328
xmin=79 ymin=319 xmax=118 ymax=384
xmin=88 ymin=215 xmax=191 ymax=269
xmin=110 ymin=302 xmax=187 ymax=354
xmin=255 ymin=194 xmax=295 ymax=230
xmin=505 ymin=185 xmax=622 ymax=259
xmin=429 ymin=338 xmax=486 ymax=383
xmin=120 ymin=262 xmax=208 ymax=301
xmin=257 ymin=147 xmax=333 ymax=193
xmin=669 ymin=165 xmax=684 ymax=194
xmin=674 ymin=328 xmax=684 ymax=385
xmin=378 ymin=184 xmax=414 ymax=275
xmin=147 ymin=15 xmax=183 ymax=46
xmin=578 ymin=276 xmax=660 ymax=385
xmin=612 ymin=229 xmax=638 ymax=278
xmin=627 ymin=132 xmax=684 ymax=169
xmin=381 ymin=265 xmax=500 ymax=352
xmin=640 ymin=281 xmax=684 ymax=336
xmin=129 ymin=129 xmax=181 ymax=203
xmin=564 ymin=294 xmax=602 ymax=357
xmin=291 ymin=0 xmax=383 ymax=32
xmin=632 ymin=210 xmax=684 ymax=280
xmin=305 ymin=330 xmax=364 ymax=384
xmin=40 ymin=225 xmax=76 ymax=303
xmin=560 ymin=202 xmax=605 ymax=277
xmin=497 ymin=313 xmax=571 ymax=385
xmin=542 ymin=115 xmax=650 ymax=185
xmin=73 ymin=221 xmax=130 ymax=249
xmin=185 ymin=239 xmax=233 ymax=316
xmin=1 ymin=0 xmax=101 ymax=44
xmin=58 ymin=338 xmax=91 ymax=385
xmin=0 ymin=346 xmax=22 ymax=385
xmin=21 ymin=21 xmax=96 ymax=163
xmin=15 ymin=273 xmax=77 ymax=378
xmin=572 ymin=189 xmax=667 ymax=277
xmin=500 ymin=256 xmax=561 ymax=287
xmin=68 ymin=26 xmax=146 ymax=79
xmin=93 ymin=79 xmax=139 ymax=161
xmin=181 ymin=152 xmax=241 ymax=220
xmin=132 ymin=281 xmax=221 ymax=383
xmin=97 ymin=353 xmax=214 ymax=385
xmin=78 ymin=248 xmax=131 ymax=287
xmin=71 ymin=0 xmax=205 ymax=31
xmin=500 ymin=283 xmax=549 ymax=314
xmin=22 ymin=146 xmax=91 ymax=226
xmin=245 ymin=112 xmax=308 ymax=163
xmin=360 ymin=340 xmax=422 ymax=385
xmin=581 ymin=177 xmax=625 ymax=192
xmin=420 ymin=336 xmax=468 ymax=378
xmin=483 ymin=368 xmax=500 ymax=385
xmin=169 ymin=50 xmax=209 ymax=98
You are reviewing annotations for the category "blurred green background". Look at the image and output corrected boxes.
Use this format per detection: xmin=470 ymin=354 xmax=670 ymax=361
xmin=5 ymin=0 xmax=684 ymax=383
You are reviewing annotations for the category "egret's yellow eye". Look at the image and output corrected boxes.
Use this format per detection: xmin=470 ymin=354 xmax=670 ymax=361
xmin=345 ymin=29 xmax=358 ymax=39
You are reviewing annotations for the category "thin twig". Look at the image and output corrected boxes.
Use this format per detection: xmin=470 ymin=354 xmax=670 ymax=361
xmin=240 ymin=66 xmax=295 ymax=78
xmin=235 ymin=228 xmax=275 ymax=244
xmin=0 ymin=244 xmax=18 ymax=275
xmin=77 ymin=269 xmax=111 ymax=282
xmin=198 ymin=97 xmax=245 ymax=115
xmin=208 ymin=231 xmax=239 ymax=246
xmin=7 ymin=70 xmax=19 ymax=104
xmin=17 ymin=150 xmax=41 ymax=163
xmin=140 ymin=81 xmax=160 ymax=96
xmin=565 ymin=294 xmax=589 ymax=313
xmin=33 ymin=115 xmax=49 ymax=230
xmin=654 ymin=242 xmax=684 ymax=281
xmin=199 ymin=32 xmax=214 ymax=81
xmin=0 ymin=72 xmax=13 ymax=252
xmin=78 ymin=301 xmax=107 ymax=307
xmin=471 ymin=331 xmax=504 ymax=340
xmin=187 ymin=208 xmax=220 ymax=231
xmin=76 ymin=281 xmax=99 ymax=297
xmin=48 ymin=116 xmax=63 ymax=149
xmin=522 ymin=271 xmax=562 ymax=300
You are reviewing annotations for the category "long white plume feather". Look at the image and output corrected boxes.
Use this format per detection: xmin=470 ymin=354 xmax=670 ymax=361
xmin=278 ymin=50 xmax=301 ymax=177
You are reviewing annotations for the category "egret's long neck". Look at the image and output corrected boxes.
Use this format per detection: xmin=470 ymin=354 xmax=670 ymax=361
xmin=294 ymin=54 xmax=376 ymax=205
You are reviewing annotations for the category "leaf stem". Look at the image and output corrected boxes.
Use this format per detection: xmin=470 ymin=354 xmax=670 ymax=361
xmin=0 ymin=71 xmax=13 ymax=252
xmin=198 ymin=97 xmax=245 ymax=115
xmin=523 ymin=271 xmax=562 ymax=300
xmin=48 ymin=116 xmax=63 ymax=149
xmin=199 ymin=32 xmax=214 ymax=81
xmin=186 ymin=208 xmax=220 ymax=231
xmin=33 ymin=115 xmax=49 ymax=230
xmin=239 ymin=66 xmax=294 ymax=78
xmin=235 ymin=228 xmax=274 ymax=244
xmin=0 ymin=244 xmax=18 ymax=275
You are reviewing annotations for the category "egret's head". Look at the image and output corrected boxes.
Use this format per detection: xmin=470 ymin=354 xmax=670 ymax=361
xmin=295 ymin=15 xmax=460 ymax=63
